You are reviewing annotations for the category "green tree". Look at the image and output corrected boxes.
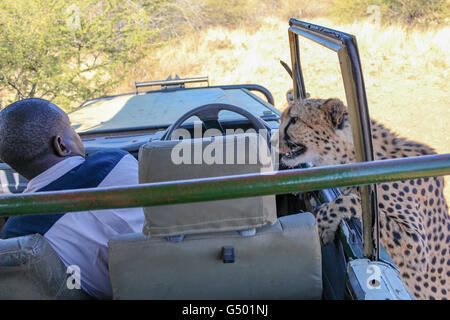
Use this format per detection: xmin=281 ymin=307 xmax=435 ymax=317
xmin=0 ymin=0 xmax=156 ymax=109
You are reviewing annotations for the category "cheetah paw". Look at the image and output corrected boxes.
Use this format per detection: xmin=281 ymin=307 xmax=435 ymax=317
xmin=317 ymin=219 xmax=341 ymax=246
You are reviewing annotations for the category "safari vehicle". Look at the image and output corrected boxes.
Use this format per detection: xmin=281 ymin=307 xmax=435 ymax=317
xmin=0 ymin=19 xmax=449 ymax=300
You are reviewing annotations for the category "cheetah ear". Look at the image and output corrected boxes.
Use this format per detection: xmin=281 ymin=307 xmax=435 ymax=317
xmin=280 ymin=61 xmax=312 ymax=103
xmin=280 ymin=60 xmax=293 ymax=79
xmin=320 ymin=99 xmax=346 ymax=129
xmin=286 ymin=90 xmax=310 ymax=103
xmin=286 ymin=89 xmax=294 ymax=103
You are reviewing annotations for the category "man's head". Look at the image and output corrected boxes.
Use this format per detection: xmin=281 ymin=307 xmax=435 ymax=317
xmin=0 ymin=98 xmax=85 ymax=180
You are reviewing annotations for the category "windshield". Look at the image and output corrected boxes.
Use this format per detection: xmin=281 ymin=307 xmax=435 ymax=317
xmin=69 ymin=87 xmax=279 ymax=134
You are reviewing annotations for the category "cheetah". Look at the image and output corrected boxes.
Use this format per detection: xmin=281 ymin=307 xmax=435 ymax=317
xmin=277 ymin=96 xmax=450 ymax=300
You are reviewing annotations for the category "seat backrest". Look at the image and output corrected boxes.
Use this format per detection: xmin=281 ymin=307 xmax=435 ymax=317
xmin=138 ymin=133 xmax=277 ymax=237
xmin=108 ymin=133 xmax=323 ymax=299
xmin=0 ymin=233 xmax=92 ymax=300
xmin=108 ymin=212 xmax=322 ymax=299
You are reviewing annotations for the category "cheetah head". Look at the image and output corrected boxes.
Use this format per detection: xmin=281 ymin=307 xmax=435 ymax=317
xmin=277 ymin=97 xmax=354 ymax=168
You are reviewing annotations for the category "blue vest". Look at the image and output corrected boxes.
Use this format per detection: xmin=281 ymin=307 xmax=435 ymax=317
xmin=1 ymin=149 xmax=128 ymax=239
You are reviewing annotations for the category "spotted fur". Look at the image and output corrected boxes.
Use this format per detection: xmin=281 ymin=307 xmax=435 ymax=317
xmin=277 ymin=97 xmax=450 ymax=300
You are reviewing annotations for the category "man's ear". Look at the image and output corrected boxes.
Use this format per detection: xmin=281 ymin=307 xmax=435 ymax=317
xmin=53 ymin=136 xmax=71 ymax=157
xmin=320 ymin=98 xmax=347 ymax=129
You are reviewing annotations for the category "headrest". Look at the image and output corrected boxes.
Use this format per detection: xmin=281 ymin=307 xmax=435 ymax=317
xmin=139 ymin=133 xmax=277 ymax=237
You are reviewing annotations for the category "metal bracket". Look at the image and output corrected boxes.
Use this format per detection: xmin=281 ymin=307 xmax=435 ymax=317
xmin=135 ymin=76 xmax=209 ymax=94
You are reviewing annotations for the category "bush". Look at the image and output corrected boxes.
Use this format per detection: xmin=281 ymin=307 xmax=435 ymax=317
xmin=0 ymin=0 xmax=157 ymax=109
xmin=332 ymin=0 xmax=449 ymax=25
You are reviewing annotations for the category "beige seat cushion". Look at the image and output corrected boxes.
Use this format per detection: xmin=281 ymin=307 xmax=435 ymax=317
xmin=0 ymin=234 xmax=92 ymax=300
xmin=108 ymin=212 xmax=323 ymax=299
xmin=139 ymin=133 xmax=277 ymax=237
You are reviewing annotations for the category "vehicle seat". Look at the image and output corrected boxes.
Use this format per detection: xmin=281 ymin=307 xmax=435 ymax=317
xmin=108 ymin=133 xmax=322 ymax=299
xmin=0 ymin=233 xmax=92 ymax=299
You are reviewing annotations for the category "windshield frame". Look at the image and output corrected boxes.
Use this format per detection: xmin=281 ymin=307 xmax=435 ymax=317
xmin=288 ymin=18 xmax=380 ymax=261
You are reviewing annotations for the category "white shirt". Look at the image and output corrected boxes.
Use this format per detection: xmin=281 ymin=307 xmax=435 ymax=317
xmin=24 ymin=154 xmax=145 ymax=299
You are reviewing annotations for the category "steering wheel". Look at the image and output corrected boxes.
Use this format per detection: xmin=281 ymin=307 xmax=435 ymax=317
xmin=161 ymin=103 xmax=270 ymax=141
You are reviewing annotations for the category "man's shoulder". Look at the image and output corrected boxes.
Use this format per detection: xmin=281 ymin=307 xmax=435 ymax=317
xmin=38 ymin=149 xmax=131 ymax=192
xmin=87 ymin=149 xmax=130 ymax=163
xmin=94 ymin=149 xmax=138 ymax=187
xmin=86 ymin=148 xmax=136 ymax=170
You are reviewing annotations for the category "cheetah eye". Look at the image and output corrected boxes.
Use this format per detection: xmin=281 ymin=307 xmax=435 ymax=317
xmin=290 ymin=117 xmax=299 ymax=124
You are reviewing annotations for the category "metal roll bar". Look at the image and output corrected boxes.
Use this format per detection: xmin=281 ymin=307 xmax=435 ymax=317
xmin=135 ymin=76 xmax=209 ymax=93
xmin=0 ymin=154 xmax=449 ymax=218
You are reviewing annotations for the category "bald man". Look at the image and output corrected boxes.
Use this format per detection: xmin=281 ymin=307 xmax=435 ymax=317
xmin=0 ymin=98 xmax=144 ymax=299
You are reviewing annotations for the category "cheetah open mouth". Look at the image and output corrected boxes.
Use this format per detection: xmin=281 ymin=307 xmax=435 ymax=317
xmin=282 ymin=144 xmax=307 ymax=160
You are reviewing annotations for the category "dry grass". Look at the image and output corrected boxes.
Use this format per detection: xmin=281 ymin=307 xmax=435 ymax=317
xmin=116 ymin=16 xmax=450 ymax=204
